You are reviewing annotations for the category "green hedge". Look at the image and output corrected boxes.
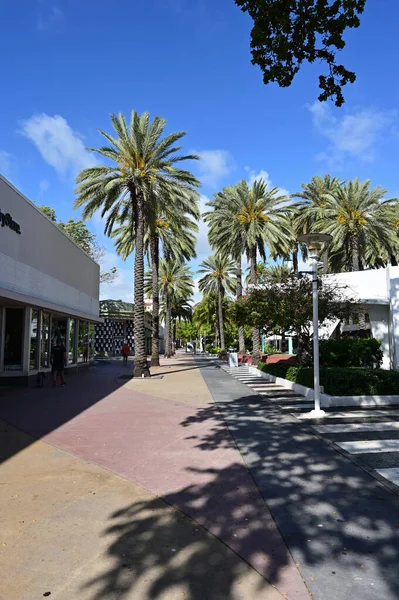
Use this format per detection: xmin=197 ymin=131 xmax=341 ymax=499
xmin=319 ymin=337 xmax=383 ymax=368
xmin=257 ymin=362 xmax=399 ymax=396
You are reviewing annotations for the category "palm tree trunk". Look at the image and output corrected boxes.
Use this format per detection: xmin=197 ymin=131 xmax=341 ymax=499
xmin=165 ymin=295 xmax=173 ymax=358
xmin=250 ymin=245 xmax=261 ymax=364
xmin=236 ymin=258 xmax=246 ymax=353
xmin=351 ymin=235 xmax=360 ymax=272
xmin=173 ymin=319 xmax=177 ymax=354
xmin=150 ymin=234 xmax=160 ymax=367
xmin=292 ymin=246 xmax=299 ymax=276
xmin=218 ymin=282 xmax=226 ymax=351
xmin=133 ymin=191 xmax=150 ymax=377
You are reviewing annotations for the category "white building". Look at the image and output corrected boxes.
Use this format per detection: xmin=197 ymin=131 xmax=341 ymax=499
xmin=326 ymin=267 xmax=399 ymax=370
xmin=0 ymin=175 xmax=101 ymax=384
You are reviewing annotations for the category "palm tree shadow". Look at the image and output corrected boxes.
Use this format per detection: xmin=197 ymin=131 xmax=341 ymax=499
xmin=179 ymin=390 xmax=399 ymax=599
xmin=82 ymin=463 xmax=290 ymax=600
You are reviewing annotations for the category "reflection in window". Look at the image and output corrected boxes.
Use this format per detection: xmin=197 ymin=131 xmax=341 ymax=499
xmin=51 ymin=317 xmax=67 ymax=348
xmin=40 ymin=312 xmax=50 ymax=368
xmin=30 ymin=310 xmax=39 ymax=370
xmin=89 ymin=323 xmax=95 ymax=359
xmin=78 ymin=321 xmax=89 ymax=363
xmin=68 ymin=319 xmax=76 ymax=364
xmin=4 ymin=308 xmax=23 ymax=371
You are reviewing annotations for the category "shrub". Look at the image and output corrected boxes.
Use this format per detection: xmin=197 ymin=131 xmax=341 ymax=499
xmin=263 ymin=344 xmax=277 ymax=355
xmin=206 ymin=345 xmax=221 ymax=354
xmin=258 ymin=363 xmax=399 ymax=396
xmin=319 ymin=338 xmax=383 ymax=368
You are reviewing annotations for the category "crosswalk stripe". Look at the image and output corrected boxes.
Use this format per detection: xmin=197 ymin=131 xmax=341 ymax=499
xmin=335 ymin=439 xmax=399 ymax=454
xmin=296 ymin=410 xmax=399 ymax=420
xmin=314 ymin=422 xmax=399 ymax=434
xmin=375 ymin=467 xmax=399 ymax=486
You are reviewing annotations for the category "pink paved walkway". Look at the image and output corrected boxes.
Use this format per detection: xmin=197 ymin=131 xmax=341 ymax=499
xmin=0 ymin=359 xmax=310 ymax=600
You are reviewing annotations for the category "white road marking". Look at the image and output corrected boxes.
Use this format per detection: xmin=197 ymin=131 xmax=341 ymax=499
xmin=336 ymin=439 xmax=399 ymax=454
xmin=314 ymin=422 xmax=399 ymax=434
xmin=375 ymin=467 xmax=399 ymax=486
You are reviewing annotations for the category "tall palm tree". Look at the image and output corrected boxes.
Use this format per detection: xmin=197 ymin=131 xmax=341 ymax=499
xmin=292 ymin=174 xmax=342 ymax=273
xmin=145 ymin=258 xmax=194 ymax=358
xmin=315 ymin=179 xmax=398 ymax=272
xmin=161 ymin=295 xmax=193 ymax=352
xmin=316 ymin=179 xmax=398 ymax=329
xmin=74 ymin=111 xmax=199 ymax=377
xmin=197 ymin=255 xmax=236 ymax=351
xmin=205 ymin=185 xmax=245 ymax=352
xmin=112 ymin=192 xmax=198 ymax=366
xmin=206 ymin=179 xmax=290 ymax=363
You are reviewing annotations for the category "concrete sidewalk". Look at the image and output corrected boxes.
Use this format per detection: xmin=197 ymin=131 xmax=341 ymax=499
xmin=0 ymin=355 xmax=309 ymax=600
xmin=200 ymin=362 xmax=399 ymax=600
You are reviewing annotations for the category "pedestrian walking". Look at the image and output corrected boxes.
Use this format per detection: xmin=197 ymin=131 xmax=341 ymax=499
xmin=122 ymin=340 xmax=130 ymax=365
xmin=51 ymin=337 xmax=67 ymax=387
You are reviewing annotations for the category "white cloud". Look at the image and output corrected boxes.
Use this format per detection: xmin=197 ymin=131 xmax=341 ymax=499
xmin=245 ymin=167 xmax=290 ymax=197
xmin=194 ymin=149 xmax=234 ymax=188
xmin=37 ymin=5 xmax=64 ymax=32
xmin=39 ymin=178 xmax=49 ymax=196
xmin=191 ymin=276 xmax=202 ymax=305
xmin=20 ymin=113 xmax=96 ymax=179
xmin=308 ymin=101 xmax=396 ymax=165
xmin=0 ymin=150 xmax=14 ymax=181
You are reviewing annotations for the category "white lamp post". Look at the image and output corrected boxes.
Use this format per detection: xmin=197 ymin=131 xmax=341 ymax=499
xmin=298 ymin=233 xmax=332 ymax=418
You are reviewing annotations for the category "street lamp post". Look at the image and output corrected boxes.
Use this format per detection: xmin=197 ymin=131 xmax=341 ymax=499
xmin=298 ymin=233 xmax=332 ymax=418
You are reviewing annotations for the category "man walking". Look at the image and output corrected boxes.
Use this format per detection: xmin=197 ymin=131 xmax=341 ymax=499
xmin=51 ymin=337 xmax=67 ymax=387
xmin=122 ymin=340 xmax=130 ymax=365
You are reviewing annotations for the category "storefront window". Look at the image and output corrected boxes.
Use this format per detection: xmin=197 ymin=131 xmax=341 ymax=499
xmin=40 ymin=312 xmax=50 ymax=368
xmin=68 ymin=319 xmax=76 ymax=364
xmin=51 ymin=316 xmax=67 ymax=347
xmin=30 ymin=310 xmax=39 ymax=370
xmin=4 ymin=308 xmax=24 ymax=371
xmin=78 ymin=321 xmax=89 ymax=363
xmin=89 ymin=323 xmax=95 ymax=360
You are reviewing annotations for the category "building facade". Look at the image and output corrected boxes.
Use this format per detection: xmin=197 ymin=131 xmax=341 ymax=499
xmin=0 ymin=175 xmax=101 ymax=384
xmin=326 ymin=267 xmax=399 ymax=370
xmin=95 ymin=300 xmax=164 ymax=356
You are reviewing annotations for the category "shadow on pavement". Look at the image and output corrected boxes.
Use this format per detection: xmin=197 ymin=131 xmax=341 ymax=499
xmin=0 ymin=360 xmax=126 ymax=466
xmin=82 ymin=462 xmax=289 ymax=600
xmin=179 ymin=392 xmax=399 ymax=600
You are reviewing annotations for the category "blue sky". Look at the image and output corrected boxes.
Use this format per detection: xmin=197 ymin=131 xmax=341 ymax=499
xmin=1 ymin=0 xmax=399 ymax=301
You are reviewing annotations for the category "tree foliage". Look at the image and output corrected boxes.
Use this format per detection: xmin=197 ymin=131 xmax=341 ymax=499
xmin=235 ymin=0 xmax=366 ymax=106
xmin=74 ymin=110 xmax=200 ymax=377
xmin=232 ymin=274 xmax=355 ymax=361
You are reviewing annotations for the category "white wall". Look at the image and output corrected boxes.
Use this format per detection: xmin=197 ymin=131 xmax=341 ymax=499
xmin=0 ymin=176 xmax=99 ymax=318
xmin=368 ymin=304 xmax=391 ymax=369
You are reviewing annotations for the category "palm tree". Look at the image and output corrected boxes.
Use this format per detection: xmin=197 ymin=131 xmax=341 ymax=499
xmin=74 ymin=111 xmax=200 ymax=377
xmin=197 ymin=255 xmax=236 ymax=351
xmin=161 ymin=295 xmax=193 ymax=352
xmin=193 ymin=293 xmax=233 ymax=348
xmin=316 ymin=179 xmax=398 ymax=329
xmin=206 ymin=179 xmax=290 ymax=363
xmin=112 ymin=191 xmax=198 ymax=366
xmin=204 ymin=185 xmax=245 ymax=352
xmin=315 ymin=179 xmax=398 ymax=272
xmin=145 ymin=258 xmax=194 ymax=358
xmin=292 ymin=174 xmax=342 ymax=273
